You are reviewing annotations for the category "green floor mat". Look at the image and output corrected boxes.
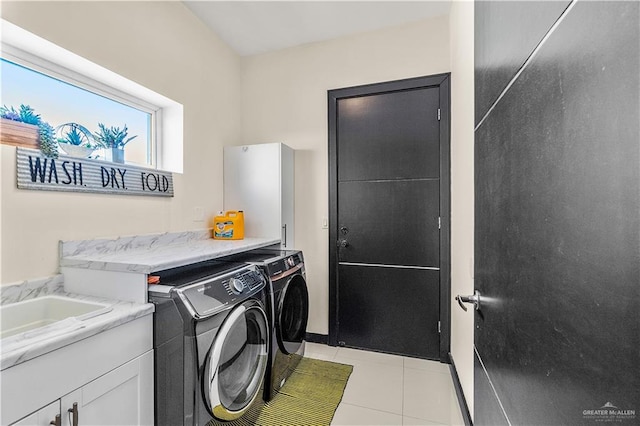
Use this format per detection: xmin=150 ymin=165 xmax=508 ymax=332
xmin=224 ymin=357 xmax=353 ymax=426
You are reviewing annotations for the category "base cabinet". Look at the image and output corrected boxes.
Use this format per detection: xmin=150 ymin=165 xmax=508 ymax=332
xmin=11 ymin=350 xmax=153 ymax=426
xmin=61 ymin=350 xmax=154 ymax=426
xmin=3 ymin=316 xmax=154 ymax=426
xmin=12 ymin=401 xmax=60 ymax=426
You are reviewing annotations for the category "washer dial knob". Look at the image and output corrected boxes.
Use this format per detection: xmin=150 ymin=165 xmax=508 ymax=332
xmin=229 ymin=278 xmax=244 ymax=294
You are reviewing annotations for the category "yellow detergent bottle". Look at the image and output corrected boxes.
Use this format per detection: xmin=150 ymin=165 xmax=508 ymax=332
xmin=213 ymin=211 xmax=245 ymax=240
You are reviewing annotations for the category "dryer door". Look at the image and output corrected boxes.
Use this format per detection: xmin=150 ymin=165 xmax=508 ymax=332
xmin=277 ymin=273 xmax=309 ymax=354
xmin=205 ymin=300 xmax=269 ymax=421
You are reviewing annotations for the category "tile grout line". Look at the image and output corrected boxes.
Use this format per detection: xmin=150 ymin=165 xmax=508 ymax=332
xmin=339 ymin=402 xmax=404 ymax=418
xmin=403 ymin=367 xmax=451 ymax=375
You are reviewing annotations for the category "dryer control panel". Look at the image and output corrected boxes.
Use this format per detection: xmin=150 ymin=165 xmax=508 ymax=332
xmin=264 ymin=251 xmax=304 ymax=279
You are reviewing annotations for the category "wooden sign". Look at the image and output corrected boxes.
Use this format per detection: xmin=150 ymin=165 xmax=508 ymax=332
xmin=16 ymin=147 xmax=174 ymax=197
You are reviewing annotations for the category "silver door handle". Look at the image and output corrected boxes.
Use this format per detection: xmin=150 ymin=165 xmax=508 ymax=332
xmin=455 ymin=290 xmax=481 ymax=312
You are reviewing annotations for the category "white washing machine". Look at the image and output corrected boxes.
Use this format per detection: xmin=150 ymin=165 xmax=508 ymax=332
xmin=150 ymin=260 xmax=270 ymax=425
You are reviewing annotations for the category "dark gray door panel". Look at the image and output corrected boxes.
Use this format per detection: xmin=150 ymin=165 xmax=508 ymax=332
xmin=338 ymin=179 xmax=440 ymax=267
xmin=337 ymin=87 xmax=440 ymax=182
xmin=474 ymin=351 xmax=509 ymax=426
xmin=474 ymin=1 xmax=570 ymax=124
xmin=475 ymin=2 xmax=639 ymax=424
xmin=337 ymin=265 xmax=440 ymax=359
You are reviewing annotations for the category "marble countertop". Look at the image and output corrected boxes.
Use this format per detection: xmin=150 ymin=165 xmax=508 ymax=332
xmin=1 ymin=292 xmax=153 ymax=370
xmin=60 ymin=230 xmax=280 ymax=274
xmin=1 ymin=231 xmax=280 ymax=369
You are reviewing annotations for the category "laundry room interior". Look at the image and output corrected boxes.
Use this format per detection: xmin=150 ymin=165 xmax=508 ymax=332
xmin=1 ymin=1 xmax=638 ymax=426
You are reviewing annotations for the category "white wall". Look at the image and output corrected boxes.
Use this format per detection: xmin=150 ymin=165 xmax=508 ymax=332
xmin=0 ymin=1 xmax=241 ymax=283
xmin=1 ymin=11 xmax=475 ymax=410
xmin=449 ymin=0 xmax=475 ymax=418
xmin=239 ymin=16 xmax=450 ymax=335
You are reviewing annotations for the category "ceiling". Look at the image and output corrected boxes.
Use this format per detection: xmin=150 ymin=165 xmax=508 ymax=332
xmin=183 ymin=1 xmax=451 ymax=56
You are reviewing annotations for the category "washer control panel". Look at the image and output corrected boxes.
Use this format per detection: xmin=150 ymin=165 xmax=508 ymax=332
xmin=154 ymin=262 xmax=266 ymax=319
xmin=224 ymin=270 xmax=265 ymax=295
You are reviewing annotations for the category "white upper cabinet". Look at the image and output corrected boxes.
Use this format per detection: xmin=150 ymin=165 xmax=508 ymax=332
xmin=224 ymin=143 xmax=294 ymax=248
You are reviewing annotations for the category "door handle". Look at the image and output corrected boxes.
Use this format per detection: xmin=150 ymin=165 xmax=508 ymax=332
xmin=455 ymin=290 xmax=481 ymax=312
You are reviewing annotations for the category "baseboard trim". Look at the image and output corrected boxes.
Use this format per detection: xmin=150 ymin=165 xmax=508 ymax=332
xmin=305 ymin=332 xmax=328 ymax=344
xmin=449 ymin=352 xmax=473 ymax=426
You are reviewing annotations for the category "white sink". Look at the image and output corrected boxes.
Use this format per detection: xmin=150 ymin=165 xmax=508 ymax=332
xmin=0 ymin=295 xmax=112 ymax=340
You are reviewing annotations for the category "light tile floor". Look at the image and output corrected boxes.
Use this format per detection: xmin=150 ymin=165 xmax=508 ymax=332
xmin=304 ymin=343 xmax=465 ymax=426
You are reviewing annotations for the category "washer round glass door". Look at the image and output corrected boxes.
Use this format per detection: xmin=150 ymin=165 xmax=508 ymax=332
xmin=205 ymin=300 xmax=269 ymax=421
xmin=277 ymin=273 xmax=309 ymax=354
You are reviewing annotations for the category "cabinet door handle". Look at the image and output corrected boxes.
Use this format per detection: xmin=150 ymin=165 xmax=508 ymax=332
xmin=68 ymin=402 xmax=78 ymax=426
xmin=49 ymin=414 xmax=61 ymax=426
xmin=282 ymin=224 xmax=287 ymax=247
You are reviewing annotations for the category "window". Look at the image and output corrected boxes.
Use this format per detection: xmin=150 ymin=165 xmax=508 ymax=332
xmin=2 ymin=59 xmax=153 ymax=167
xmin=1 ymin=19 xmax=183 ymax=173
